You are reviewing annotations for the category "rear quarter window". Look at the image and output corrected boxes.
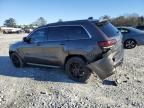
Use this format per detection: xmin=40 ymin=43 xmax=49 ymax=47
xmin=97 ymin=22 xmax=119 ymax=37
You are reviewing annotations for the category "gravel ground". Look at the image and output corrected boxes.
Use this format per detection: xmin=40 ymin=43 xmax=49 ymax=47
xmin=0 ymin=34 xmax=144 ymax=108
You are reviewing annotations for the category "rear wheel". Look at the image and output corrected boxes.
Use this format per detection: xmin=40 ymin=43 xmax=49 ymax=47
xmin=10 ymin=53 xmax=25 ymax=68
xmin=124 ymin=39 xmax=137 ymax=49
xmin=65 ymin=57 xmax=91 ymax=83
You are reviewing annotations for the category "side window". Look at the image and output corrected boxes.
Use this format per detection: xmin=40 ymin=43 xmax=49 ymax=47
xmin=119 ymin=28 xmax=130 ymax=34
xmin=68 ymin=26 xmax=89 ymax=40
xmin=29 ymin=28 xmax=47 ymax=42
xmin=47 ymin=27 xmax=68 ymax=41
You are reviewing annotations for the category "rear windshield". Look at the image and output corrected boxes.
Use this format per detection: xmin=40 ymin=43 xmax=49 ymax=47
xmin=97 ymin=22 xmax=119 ymax=37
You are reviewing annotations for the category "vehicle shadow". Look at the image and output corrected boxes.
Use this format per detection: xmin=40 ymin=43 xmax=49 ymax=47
xmin=0 ymin=56 xmax=76 ymax=83
xmin=102 ymin=80 xmax=118 ymax=86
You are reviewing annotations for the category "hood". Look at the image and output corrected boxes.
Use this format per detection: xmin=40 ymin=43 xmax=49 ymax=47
xmin=10 ymin=41 xmax=24 ymax=46
xmin=9 ymin=41 xmax=26 ymax=51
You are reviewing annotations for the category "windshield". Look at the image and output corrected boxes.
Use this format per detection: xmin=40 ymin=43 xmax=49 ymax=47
xmin=97 ymin=22 xmax=119 ymax=37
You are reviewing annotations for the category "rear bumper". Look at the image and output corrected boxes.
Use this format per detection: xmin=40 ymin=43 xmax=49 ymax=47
xmin=114 ymin=58 xmax=123 ymax=68
xmin=87 ymin=51 xmax=123 ymax=80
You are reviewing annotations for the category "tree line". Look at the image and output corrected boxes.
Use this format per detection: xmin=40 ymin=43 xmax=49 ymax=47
xmin=101 ymin=13 xmax=144 ymax=26
xmin=2 ymin=13 xmax=144 ymax=29
xmin=3 ymin=17 xmax=47 ymax=29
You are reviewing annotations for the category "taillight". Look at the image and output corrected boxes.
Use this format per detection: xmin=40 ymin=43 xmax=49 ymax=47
xmin=98 ymin=39 xmax=117 ymax=48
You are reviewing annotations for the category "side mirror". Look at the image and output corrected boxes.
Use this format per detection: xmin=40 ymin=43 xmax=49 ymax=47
xmin=23 ymin=37 xmax=31 ymax=43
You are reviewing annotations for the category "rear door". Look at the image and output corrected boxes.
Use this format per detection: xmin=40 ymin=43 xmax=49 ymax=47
xmin=66 ymin=26 xmax=92 ymax=53
xmin=87 ymin=22 xmax=124 ymax=80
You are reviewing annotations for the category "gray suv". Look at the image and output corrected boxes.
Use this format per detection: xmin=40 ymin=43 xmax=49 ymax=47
xmin=9 ymin=19 xmax=124 ymax=82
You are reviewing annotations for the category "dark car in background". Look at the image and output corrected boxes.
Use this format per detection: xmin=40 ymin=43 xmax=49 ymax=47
xmin=118 ymin=27 xmax=144 ymax=49
xmin=135 ymin=25 xmax=144 ymax=31
xmin=9 ymin=19 xmax=124 ymax=82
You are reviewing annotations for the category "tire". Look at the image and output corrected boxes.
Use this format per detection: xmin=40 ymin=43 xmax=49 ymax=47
xmin=65 ymin=57 xmax=91 ymax=83
xmin=124 ymin=39 xmax=137 ymax=49
xmin=10 ymin=53 xmax=25 ymax=68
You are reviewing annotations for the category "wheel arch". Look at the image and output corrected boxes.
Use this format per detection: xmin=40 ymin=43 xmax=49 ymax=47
xmin=124 ymin=38 xmax=137 ymax=44
xmin=9 ymin=51 xmax=15 ymax=57
xmin=9 ymin=51 xmax=25 ymax=62
xmin=64 ymin=55 xmax=87 ymax=66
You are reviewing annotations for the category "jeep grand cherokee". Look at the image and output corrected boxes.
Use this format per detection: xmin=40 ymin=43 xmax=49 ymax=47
xmin=9 ymin=19 xmax=124 ymax=82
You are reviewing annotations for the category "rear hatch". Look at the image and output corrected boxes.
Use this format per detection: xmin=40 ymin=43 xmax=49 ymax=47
xmin=97 ymin=21 xmax=124 ymax=66
xmin=87 ymin=21 xmax=124 ymax=80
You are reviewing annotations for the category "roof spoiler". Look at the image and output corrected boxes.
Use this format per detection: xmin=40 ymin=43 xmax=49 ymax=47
xmin=87 ymin=17 xmax=109 ymax=24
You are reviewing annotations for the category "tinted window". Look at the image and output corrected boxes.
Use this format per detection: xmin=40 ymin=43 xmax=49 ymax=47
xmin=29 ymin=28 xmax=47 ymax=42
xmin=118 ymin=28 xmax=130 ymax=33
xmin=67 ymin=26 xmax=89 ymax=40
xmin=48 ymin=27 xmax=68 ymax=41
xmin=97 ymin=22 xmax=119 ymax=37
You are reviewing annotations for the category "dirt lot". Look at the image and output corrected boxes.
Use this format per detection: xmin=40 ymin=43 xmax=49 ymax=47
xmin=0 ymin=34 xmax=144 ymax=108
